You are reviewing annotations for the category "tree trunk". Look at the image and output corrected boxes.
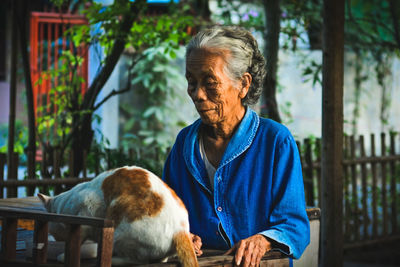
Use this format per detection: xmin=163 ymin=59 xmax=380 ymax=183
xmin=18 ymin=0 xmax=36 ymax=159
xmin=196 ymin=0 xmax=210 ymax=21
xmin=261 ymin=0 xmax=281 ymax=123
xmin=7 ymin=0 xmax=18 ymax=197
xmin=321 ymin=0 xmax=344 ymax=266
xmin=70 ymin=0 xmax=143 ymax=175
xmin=71 ymin=113 xmax=93 ymax=177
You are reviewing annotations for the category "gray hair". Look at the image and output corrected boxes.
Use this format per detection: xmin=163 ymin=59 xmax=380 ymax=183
xmin=185 ymin=25 xmax=266 ymax=106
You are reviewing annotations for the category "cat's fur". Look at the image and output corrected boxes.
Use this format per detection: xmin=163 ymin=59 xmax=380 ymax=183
xmin=38 ymin=166 xmax=198 ymax=266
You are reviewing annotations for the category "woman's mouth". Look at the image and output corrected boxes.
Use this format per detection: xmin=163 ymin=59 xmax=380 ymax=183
xmin=197 ymin=107 xmax=214 ymax=113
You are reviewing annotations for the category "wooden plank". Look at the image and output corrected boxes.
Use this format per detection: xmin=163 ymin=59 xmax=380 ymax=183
xmin=337 ymin=154 xmax=400 ymax=165
xmin=316 ymin=138 xmax=322 ymax=207
xmin=304 ymin=139 xmax=315 ymax=206
xmin=65 ymin=224 xmax=81 ymax=267
xmin=320 ymin=0 xmax=344 ymax=265
xmin=0 ymin=207 xmax=113 ymax=228
xmin=1 ymin=218 xmax=17 ymax=260
xmin=370 ymin=134 xmax=378 ymax=238
xmin=146 ymin=251 xmax=289 ymax=267
xmin=97 ymin=227 xmax=114 ymax=267
xmin=350 ymin=136 xmax=359 ymax=241
xmin=0 ymin=196 xmax=44 ymax=210
xmin=32 ymin=220 xmax=48 ymax=264
xmin=389 ymin=132 xmax=397 ymax=234
xmin=359 ymin=135 xmax=368 ymax=240
xmin=343 ymin=136 xmax=351 ymax=242
xmin=381 ymin=133 xmax=388 ymax=236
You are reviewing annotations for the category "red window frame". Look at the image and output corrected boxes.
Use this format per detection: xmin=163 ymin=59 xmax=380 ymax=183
xmin=30 ymin=12 xmax=88 ymax=118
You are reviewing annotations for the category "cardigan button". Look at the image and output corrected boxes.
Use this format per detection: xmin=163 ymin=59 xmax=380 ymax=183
xmin=217 ymin=206 xmax=222 ymax=212
xmin=217 ymin=176 xmax=221 ymax=182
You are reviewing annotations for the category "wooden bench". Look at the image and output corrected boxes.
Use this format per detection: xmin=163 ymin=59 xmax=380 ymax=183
xmin=0 ymin=198 xmax=320 ymax=266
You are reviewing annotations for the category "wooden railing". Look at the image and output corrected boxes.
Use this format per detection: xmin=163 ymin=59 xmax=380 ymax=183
xmin=0 ymin=207 xmax=114 ymax=266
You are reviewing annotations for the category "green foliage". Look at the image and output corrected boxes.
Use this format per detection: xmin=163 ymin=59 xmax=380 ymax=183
xmin=301 ymin=59 xmax=322 ymax=87
xmin=119 ymin=43 xmax=195 ymax=176
xmin=0 ymin=120 xmax=29 ymax=163
xmin=35 ymin=50 xmax=89 ymax=149
xmin=213 ymin=0 xmax=264 ymax=31
xmin=37 ymin=0 xmax=195 ymax=173
xmin=70 ymin=0 xmax=194 ymax=58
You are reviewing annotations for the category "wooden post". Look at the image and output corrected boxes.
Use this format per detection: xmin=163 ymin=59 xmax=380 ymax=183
xmin=8 ymin=153 xmax=19 ymax=198
xmin=380 ymin=133 xmax=388 ymax=236
xmin=350 ymin=136 xmax=359 ymax=241
xmin=33 ymin=220 xmax=49 ymax=264
xmin=7 ymin=0 xmax=18 ymax=198
xmin=0 ymin=218 xmax=17 ymax=260
xmin=359 ymin=135 xmax=368 ymax=240
xmin=304 ymin=139 xmax=315 ymax=206
xmin=371 ymin=134 xmax=378 ymax=237
xmin=389 ymin=132 xmax=397 ymax=234
xmin=320 ymin=0 xmax=344 ymax=265
xmin=65 ymin=224 xmax=81 ymax=267
xmin=316 ymin=138 xmax=322 ymax=207
xmin=18 ymin=0 xmax=36 ymax=164
xmin=54 ymin=149 xmax=63 ymax=195
xmin=343 ymin=136 xmax=350 ymax=242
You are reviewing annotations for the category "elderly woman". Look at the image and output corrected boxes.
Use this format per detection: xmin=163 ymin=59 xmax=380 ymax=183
xmin=162 ymin=26 xmax=310 ymax=266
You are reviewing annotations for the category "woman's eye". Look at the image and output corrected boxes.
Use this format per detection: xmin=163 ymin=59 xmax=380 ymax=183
xmin=206 ymin=81 xmax=217 ymax=88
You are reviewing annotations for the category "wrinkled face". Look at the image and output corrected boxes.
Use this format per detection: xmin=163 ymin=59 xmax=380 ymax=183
xmin=186 ymin=49 xmax=246 ymax=126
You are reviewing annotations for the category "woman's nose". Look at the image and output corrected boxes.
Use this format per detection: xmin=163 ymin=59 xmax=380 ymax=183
xmin=189 ymin=85 xmax=207 ymax=101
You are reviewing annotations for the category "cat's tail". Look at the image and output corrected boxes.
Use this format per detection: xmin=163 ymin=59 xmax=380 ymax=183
xmin=173 ymin=231 xmax=199 ymax=267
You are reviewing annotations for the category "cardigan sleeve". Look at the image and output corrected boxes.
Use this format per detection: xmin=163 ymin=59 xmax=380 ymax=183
xmin=259 ymin=135 xmax=310 ymax=259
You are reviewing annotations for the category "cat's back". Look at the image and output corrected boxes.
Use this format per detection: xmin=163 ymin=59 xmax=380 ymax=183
xmin=101 ymin=166 xmax=188 ymax=227
xmin=101 ymin=166 xmax=189 ymax=262
xmin=51 ymin=169 xmax=116 ymax=216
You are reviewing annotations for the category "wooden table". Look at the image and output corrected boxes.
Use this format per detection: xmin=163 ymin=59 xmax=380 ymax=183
xmin=0 ymin=197 xmax=290 ymax=266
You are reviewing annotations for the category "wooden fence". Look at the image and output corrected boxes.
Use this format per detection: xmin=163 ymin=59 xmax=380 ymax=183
xmin=297 ymin=132 xmax=400 ymax=248
xmin=1 ymin=132 xmax=400 ymax=248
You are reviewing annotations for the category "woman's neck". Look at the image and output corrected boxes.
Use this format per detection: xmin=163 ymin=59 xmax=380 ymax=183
xmin=200 ymin=106 xmax=246 ymax=168
xmin=204 ymin=106 xmax=246 ymax=141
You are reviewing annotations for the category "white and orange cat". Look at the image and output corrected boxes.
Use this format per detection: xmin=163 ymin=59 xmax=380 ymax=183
xmin=38 ymin=166 xmax=198 ymax=266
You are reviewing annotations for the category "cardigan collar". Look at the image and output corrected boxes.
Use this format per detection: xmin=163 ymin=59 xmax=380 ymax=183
xmin=183 ymin=107 xmax=260 ymax=191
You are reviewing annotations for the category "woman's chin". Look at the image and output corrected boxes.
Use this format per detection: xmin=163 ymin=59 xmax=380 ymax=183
xmin=199 ymin=115 xmax=218 ymax=126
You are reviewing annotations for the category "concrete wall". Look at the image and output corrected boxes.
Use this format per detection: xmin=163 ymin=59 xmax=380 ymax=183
xmin=277 ymin=50 xmax=400 ymax=140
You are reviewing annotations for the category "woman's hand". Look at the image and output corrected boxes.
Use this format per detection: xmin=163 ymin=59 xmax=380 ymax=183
xmin=190 ymin=233 xmax=203 ymax=256
xmin=224 ymin=234 xmax=272 ymax=267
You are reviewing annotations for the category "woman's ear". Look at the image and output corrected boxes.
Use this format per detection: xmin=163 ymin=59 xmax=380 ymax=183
xmin=239 ymin=72 xmax=252 ymax=99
